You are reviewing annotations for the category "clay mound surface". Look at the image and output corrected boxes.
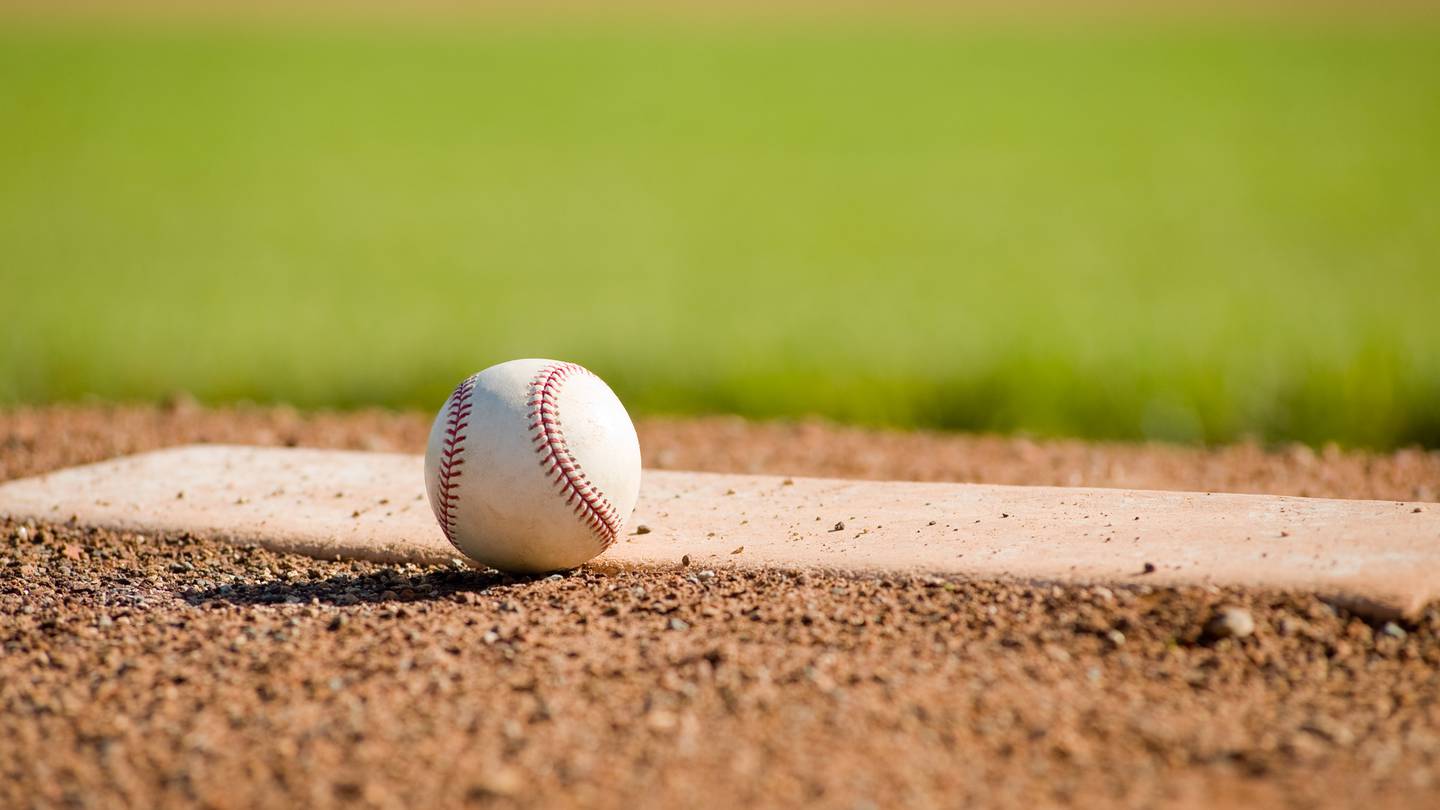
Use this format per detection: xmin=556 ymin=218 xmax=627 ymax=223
xmin=0 ymin=444 xmax=1435 ymax=619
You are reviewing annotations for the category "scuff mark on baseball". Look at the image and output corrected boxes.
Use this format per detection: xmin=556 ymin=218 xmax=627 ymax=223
xmin=425 ymin=358 xmax=642 ymax=573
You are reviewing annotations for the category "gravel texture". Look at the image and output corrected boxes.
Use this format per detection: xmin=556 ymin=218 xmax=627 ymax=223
xmin=4 ymin=404 xmax=1436 ymax=502
xmin=2 ymin=405 xmax=1439 ymax=809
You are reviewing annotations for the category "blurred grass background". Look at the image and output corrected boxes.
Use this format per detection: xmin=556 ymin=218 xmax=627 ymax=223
xmin=2 ymin=16 xmax=1438 ymax=447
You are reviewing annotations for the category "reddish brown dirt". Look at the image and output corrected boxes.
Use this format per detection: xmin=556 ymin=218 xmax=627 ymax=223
xmin=3 ymin=405 xmax=1439 ymax=810
xmin=4 ymin=404 xmax=1437 ymax=500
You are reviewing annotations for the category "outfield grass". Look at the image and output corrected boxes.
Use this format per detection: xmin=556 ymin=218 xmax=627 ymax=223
xmin=2 ymin=20 xmax=1438 ymax=447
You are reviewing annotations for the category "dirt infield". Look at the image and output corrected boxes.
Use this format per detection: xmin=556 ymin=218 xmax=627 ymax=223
xmin=4 ymin=404 xmax=1437 ymax=500
xmin=3 ymin=406 xmax=1440 ymax=809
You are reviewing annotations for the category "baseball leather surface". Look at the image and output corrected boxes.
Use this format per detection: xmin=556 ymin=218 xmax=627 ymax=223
xmin=424 ymin=358 xmax=642 ymax=573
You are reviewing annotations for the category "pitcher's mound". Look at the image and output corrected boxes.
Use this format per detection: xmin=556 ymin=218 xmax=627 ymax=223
xmin=0 ymin=445 xmax=1434 ymax=619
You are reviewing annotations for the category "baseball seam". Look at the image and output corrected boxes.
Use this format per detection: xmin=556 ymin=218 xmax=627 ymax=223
xmin=432 ymin=374 xmax=477 ymax=548
xmin=527 ymin=362 xmax=623 ymax=548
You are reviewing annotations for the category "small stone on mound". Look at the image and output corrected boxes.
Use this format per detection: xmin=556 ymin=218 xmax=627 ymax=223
xmin=1204 ymin=607 xmax=1256 ymax=641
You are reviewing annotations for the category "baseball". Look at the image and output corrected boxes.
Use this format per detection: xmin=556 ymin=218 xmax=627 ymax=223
xmin=424 ymin=358 xmax=642 ymax=573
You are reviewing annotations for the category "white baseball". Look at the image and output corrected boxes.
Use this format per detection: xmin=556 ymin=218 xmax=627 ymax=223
xmin=424 ymin=358 xmax=642 ymax=573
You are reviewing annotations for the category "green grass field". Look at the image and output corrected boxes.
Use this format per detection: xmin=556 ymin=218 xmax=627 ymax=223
xmin=3 ymin=19 xmax=1438 ymax=447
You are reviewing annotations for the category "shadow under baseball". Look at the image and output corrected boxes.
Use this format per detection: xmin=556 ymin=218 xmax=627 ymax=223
xmin=178 ymin=567 xmax=548 ymax=607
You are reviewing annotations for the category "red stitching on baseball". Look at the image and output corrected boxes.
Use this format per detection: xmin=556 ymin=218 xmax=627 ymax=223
xmin=432 ymin=374 xmax=477 ymax=547
xmin=527 ymin=362 xmax=622 ymax=548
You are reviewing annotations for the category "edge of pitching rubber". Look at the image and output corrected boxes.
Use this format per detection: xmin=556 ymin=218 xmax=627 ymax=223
xmin=1 ymin=445 xmax=1435 ymax=622
xmin=0 ymin=509 xmax=1424 ymax=621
